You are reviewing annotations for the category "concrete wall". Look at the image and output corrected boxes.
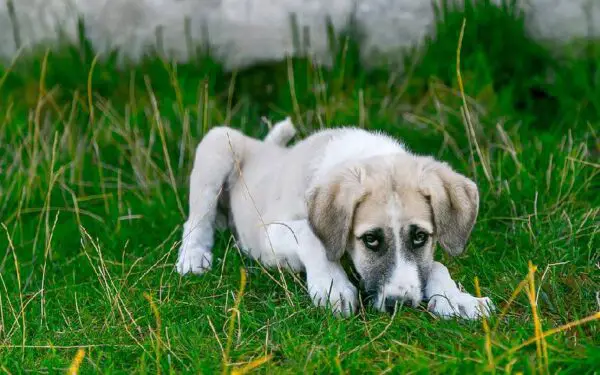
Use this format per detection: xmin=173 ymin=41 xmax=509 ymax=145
xmin=1 ymin=0 xmax=598 ymax=70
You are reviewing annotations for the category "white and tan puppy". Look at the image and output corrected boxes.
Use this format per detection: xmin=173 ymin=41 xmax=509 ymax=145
xmin=176 ymin=118 xmax=494 ymax=319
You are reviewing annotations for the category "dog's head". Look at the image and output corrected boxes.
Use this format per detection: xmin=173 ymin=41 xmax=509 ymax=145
xmin=308 ymin=153 xmax=479 ymax=312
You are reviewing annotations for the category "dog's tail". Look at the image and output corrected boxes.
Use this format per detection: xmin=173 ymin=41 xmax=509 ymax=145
xmin=264 ymin=117 xmax=296 ymax=146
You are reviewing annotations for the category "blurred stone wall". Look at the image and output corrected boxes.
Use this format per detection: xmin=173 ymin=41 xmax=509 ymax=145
xmin=1 ymin=0 xmax=598 ymax=70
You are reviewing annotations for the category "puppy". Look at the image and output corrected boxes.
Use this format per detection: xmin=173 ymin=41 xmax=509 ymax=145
xmin=176 ymin=118 xmax=494 ymax=319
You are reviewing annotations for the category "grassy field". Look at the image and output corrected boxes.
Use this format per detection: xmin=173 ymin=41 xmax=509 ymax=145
xmin=0 ymin=1 xmax=599 ymax=373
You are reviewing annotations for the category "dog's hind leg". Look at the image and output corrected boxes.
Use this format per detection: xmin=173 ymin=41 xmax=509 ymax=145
xmin=177 ymin=126 xmax=258 ymax=275
xmin=264 ymin=117 xmax=296 ymax=146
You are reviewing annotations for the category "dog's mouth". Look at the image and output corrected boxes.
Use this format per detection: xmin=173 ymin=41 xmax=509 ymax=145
xmin=341 ymin=254 xmax=424 ymax=313
xmin=343 ymin=256 xmax=362 ymax=284
xmin=341 ymin=256 xmax=380 ymax=310
xmin=357 ymin=275 xmax=426 ymax=313
xmin=362 ymin=288 xmax=421 ymax=313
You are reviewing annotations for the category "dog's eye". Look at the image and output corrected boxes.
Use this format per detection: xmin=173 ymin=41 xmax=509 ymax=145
xmin=411 ymin=230 xmax=429 ymax=248
xmin=361 ymin=231 xmax=382 ymax=252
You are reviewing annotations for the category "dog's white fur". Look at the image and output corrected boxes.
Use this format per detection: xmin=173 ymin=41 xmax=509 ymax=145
xmin=177 ymin=118 xmax=493 ymax=318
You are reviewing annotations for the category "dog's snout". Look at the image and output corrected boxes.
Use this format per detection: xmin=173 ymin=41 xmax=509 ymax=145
xmin=378 ymin=261 xmax=423 ymax=313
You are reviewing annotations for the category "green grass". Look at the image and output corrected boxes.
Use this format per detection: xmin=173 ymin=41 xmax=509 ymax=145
xmin=0 ymin=1 xmax=599 ymax=373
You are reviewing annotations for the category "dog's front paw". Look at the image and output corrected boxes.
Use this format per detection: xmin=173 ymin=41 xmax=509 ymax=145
xmin=176 ymin=246 xmax=213 ymax=275
xmin=307 ymin=271 xmax=358 ymax=317
xmin=428 ymin=293 xmax=495 ymax=320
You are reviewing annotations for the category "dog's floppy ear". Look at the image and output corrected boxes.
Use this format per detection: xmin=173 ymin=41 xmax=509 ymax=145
xmin=307 ymin=167 xmax=367 ymax=261
xmin=421 ymin=161 xmax=479 ymax=256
